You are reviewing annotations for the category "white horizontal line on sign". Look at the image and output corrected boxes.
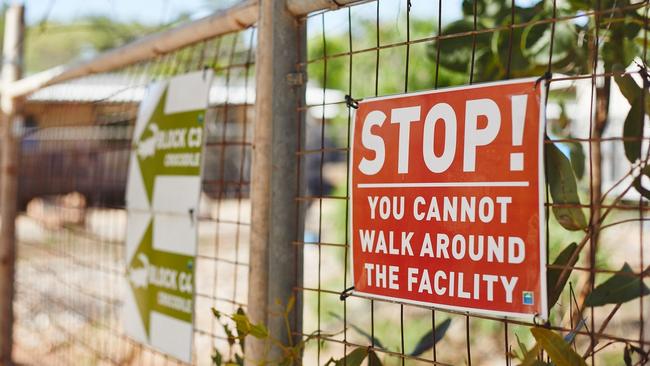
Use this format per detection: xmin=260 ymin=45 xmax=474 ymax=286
xmin=356 ymin=181 xmax=530 ymax=188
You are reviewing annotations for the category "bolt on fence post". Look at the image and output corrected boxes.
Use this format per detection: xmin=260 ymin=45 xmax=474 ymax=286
xmin=247 ymin=0 xmax=305 ymax=364
xmin=0 ymin=4 xmax=24 ymax=366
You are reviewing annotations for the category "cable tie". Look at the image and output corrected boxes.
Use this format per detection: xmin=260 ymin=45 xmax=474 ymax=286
xmin=345 ymin=94 xmax=360 ymax=109
xmin=535 ymin=71 xmax=552 ymax=90
xmin=339 ymin=286 xmax=355 ymax=301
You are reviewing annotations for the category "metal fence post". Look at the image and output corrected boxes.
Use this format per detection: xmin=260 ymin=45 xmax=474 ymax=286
xmin=0 ymin=4 xmax=24 ymax=365
xmin=247 ymin=0 xmax=305 ymax=364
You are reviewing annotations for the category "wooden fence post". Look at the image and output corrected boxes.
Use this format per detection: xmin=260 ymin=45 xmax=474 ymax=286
xmin=0 ymin=4 xmax=24 ymax=365
xmin=247 ymin=0 xmax=305 ymax=364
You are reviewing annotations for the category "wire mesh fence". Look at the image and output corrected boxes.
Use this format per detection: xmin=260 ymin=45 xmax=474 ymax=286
xmin=296 ymin=0 xmax=649 ymax=365
xmin=12 ymin=27 xmax=256 ymax=366
xmin=6 ymin=0 xmax=650 ymax=365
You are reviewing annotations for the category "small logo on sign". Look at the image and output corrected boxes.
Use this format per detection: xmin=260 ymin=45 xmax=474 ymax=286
xmin=522 ymin=291 xmax=534 ymax=305
xmin=137 ymin=123 xmax=159 ymax=160
xmin=128 ymin=253 xmax=150 ymax=289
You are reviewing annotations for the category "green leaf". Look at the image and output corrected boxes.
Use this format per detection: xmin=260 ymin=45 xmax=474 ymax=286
xmin=629 ymin=344 xmax=646 ymax=355
xmin=545 ymin=142 xmax=588 ymax=231
xmin=436 ymin=19 xmax=491 ymax=74
xmin=623 ymin=95 xmax=644 ymax=163
xmin=602 ymin=34 xmax=639 ymax=73
xmin=613 ymin=65 xmax=641 ymax=105
xmin=367 ymin=350 xmax=382 ymax=366
xmin=328 ymin=312 xmax=385 ymax=349
xmin=585 ymin=263 xmax=650 ymax=307
xmin=249 ymin=323 xmax=269 ymax=339
xmin=230 ymin=309 xmax=268 ymax=340
xmin=629 ymin=344 xmax=649 ymax=362
xmin=332 ymin=347 xmax=369 ymax=366
xmin=532 ymin=361 xmax=550 ymax=366
xmin=624 ymin=345 xmax=632 ymax=366
xmin=623 ymin=20 xmax=642 ymax=39
xmin=286 ymin=295 xmax=295 ymax=314
xmin=523 ymin=20 xmax=582 ymax=72
xmin=547 ymin=242 xmax=579 ymax=309
xmin=231 ymin=313 xmax=251 ymax=340
xmin=613 ymin=66 xmax=650 ymax=167
xmin=565 ymin=0 xmax=591 ymax=11
xmin=519 ymin=343 xmax=541 ymax=366
xmin=530 ymin=327 xmax=587 ymax=366
xmin=568 ymin=142 xmax=585 ymax=180
xmin=235 ymin=353 xmax=244 ymax=366
xmin=212 ymin=349 xmax=223 ymax=366
xmin=632 ymin=165 xmax=650 ymax=199
xmin=409 ymin=318 xmax=451 ymax=356
xmin=223 ymin=323 xmax=236 ymax=346
xmin=235 ymin=308 xmax=246 ymax=350
xmin=515 ymin=333 xmax=528 ymax=360
xmin=633 ymin=174 xmax=650 ymax=200
xmin=523 ymin=360 xmax=549 ymax=366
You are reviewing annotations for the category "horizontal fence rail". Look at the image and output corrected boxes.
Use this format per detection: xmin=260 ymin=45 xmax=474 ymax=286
xmin=0 ymin=0 xmax=368 ymax=100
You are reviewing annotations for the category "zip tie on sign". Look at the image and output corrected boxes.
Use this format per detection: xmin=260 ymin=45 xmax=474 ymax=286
xmin=339 ymin=286 xmax=355 ymax=301
xmin=535 ymin=71 xmax=552 ymax=90
xmin=345 ymin=94 xmax=360 ymax=109
xmin=532 ymin=313 xmax=550 ymax=328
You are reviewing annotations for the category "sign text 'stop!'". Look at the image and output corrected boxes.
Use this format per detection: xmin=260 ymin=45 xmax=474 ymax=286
xmin=350 ymin=79 xmax=547 ymax=320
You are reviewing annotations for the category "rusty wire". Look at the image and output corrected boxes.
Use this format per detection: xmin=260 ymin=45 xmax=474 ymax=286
xmin=295 ymin=0 xmax=650 ymax=365
xmin=12 ymin=27 xmax=257 ymax=366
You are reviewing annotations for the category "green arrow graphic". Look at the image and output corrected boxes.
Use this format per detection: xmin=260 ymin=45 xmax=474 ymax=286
xmin=135 ymin=87 xmax=206 ymax=204
xmin=126 ymin=219 xmax=195 ymax=339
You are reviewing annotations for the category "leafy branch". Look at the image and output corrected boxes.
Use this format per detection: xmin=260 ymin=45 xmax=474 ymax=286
xmin=211 ymin=296 xmax=324 ymax=366
xmin=326 ymin=317 xmax=452 ymax=365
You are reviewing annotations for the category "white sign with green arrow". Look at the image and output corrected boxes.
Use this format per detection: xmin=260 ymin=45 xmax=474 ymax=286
xmin=123 ymin=70 xmax=213 ymax=363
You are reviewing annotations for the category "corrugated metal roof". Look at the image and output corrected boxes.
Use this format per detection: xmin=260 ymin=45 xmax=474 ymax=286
xmin=27 ymin=73 xmax=345 ymax=118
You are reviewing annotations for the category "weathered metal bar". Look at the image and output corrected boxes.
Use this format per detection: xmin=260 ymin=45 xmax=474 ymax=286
xmin=286 ymin=0 xmax=363 ymax=16
xmin=0 ymin=5 xmax=24 ymax=365
xmin=246 ymin=0 xmax=305 ymax=364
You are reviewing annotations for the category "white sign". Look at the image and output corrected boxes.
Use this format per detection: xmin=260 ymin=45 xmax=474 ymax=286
xmin=124 ymin=70 xmax=213 ymax=362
